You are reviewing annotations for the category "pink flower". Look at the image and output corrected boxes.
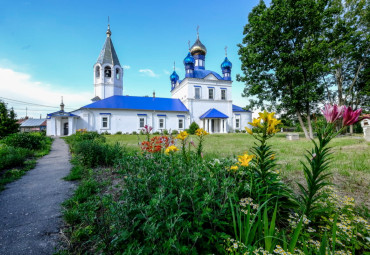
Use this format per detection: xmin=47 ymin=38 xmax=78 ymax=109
xmin=322 ymin=104 xmax=344 ymax=123
xmin=342 ymin=106 xmax=362 ymax=126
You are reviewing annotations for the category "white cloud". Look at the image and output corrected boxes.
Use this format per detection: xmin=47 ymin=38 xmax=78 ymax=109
xmin=122 ymin=65 xmax=130 ymax=69
xmin=0 ymin=68 xmax=91 ymax=118
xmin=139 ymin=69 xmax=159 ymax=78
xmin=163 ymin=69 xmax=170 ymax=75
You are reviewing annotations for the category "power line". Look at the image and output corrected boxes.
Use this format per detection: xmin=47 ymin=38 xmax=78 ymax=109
xmin=0 ymin=96 xmax=78 ymax=110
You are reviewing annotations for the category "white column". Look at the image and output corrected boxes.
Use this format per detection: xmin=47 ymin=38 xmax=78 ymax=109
xmin=207 ymin=119 xmax=209 ymax=133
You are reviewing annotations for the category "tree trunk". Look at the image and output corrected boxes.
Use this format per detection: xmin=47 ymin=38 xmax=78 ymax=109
xmin=335 ymin=58 xmax=344 ymax=105
xmin=350 ymin=125 xmax=353 ymax=134
xmin=307 ymin=112 xmax=314 ymax=139
xmin=296 ymin=111 xmax=310 ymax=139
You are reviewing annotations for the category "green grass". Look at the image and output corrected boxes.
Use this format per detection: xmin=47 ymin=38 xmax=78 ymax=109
xmin=0 ymin=159 xmax=37 ymax=191
xmin=105 ymin=133 xmax=370 ymax=207
xmin=0 ymin=137 xmax=53 ymax=191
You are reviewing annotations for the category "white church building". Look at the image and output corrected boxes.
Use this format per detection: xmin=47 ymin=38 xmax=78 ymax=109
xmin=46 ymin=26 xmax=252 ymax=136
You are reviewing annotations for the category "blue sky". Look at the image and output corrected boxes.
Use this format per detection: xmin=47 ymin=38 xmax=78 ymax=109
xmin=0 ymin=0 xmax=260 ymax=118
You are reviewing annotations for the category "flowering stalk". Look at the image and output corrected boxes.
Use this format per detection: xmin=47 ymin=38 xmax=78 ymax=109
xmin=299 ymin=104 xmax=362 ymax=219
xmin=176 ymin=131 xmax=189 ymax=161
xmin=195 ymin=128 xmax=208 ymax=159
xmin=247 ymin=111 xmax=281 ymax=183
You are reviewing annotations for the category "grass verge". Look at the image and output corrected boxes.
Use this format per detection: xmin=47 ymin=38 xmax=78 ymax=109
xmin=0 ymin=137 xmax=53 ymax=192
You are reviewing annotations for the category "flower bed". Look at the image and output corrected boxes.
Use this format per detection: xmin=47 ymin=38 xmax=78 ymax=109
xmin=61 ymin=106 xmax=370 ymax=254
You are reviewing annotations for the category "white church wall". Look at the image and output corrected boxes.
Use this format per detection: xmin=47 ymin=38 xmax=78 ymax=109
xmin=73 ymin=109 xmax=190 ymax=134
xmin=233 ymin=112 xmax=253 ymax=131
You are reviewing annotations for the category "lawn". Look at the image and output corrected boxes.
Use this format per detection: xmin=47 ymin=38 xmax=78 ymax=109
xmin=106 ymin=132 xmax=370 ymax=209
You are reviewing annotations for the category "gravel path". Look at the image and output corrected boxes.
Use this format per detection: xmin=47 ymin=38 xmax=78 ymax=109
xmin=0 ymin=138 xmax=75 ymax=254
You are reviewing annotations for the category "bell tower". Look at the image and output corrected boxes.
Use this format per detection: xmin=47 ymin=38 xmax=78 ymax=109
xmin=93 ymin=23 xmax=123 ymax=100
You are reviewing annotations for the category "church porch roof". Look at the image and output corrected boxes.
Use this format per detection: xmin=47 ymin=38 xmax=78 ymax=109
xmin=199 ymin=108 xmax=228 ymax=119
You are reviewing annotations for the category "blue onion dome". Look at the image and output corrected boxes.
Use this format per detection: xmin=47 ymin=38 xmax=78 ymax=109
xmin=183 ymin=52 xmax=195 ymax=65
xmin=170 ymin=70 xmax=179 ymax=81
xmin=190 ymin=38 xmax=207 ymax=56
xmin=221 ymin=57 xmax=232 ymax=69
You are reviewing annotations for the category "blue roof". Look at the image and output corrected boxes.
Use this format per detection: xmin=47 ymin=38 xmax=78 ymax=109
xmin=199 ymin=108 xmax=228 ymax=119
xmin=193 ymin=69 xmax=223 ymax=80
xmin=81 ymin=95 xmax=189 ymax=112
xmin=47 ymin=110 xmax=77 ymax=117
xmin=232 ymin=104 xmax=251 ymax=112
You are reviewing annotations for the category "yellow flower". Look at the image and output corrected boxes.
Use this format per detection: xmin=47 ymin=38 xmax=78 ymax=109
xmin=238 ymin=152 xmax=254 ymax=167
xmin=176 ymin=131 xmax=189 ymax=140
xmin=270 ymin=154 xmax=275 ymax=160
xmin=165 ymin=145 xmax=179 ymax=155
xmin=229 ymin=165 xmax=239 ymax=172
xmin=245 ymin=127 xmax=253 ymax=135
xmin=195 ymin=128 xmax=209 ymax=137
xmin=248 ymin=118 xmax=262 ymax=128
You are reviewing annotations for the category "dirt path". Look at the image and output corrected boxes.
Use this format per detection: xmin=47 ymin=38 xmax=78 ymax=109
xmin=0 ymin=138 xmax=75 ymax=254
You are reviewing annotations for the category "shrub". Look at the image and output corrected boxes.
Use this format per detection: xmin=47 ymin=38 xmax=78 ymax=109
xmin=0 ymin=145 xmax=32 ymax=170
xmin=132 ymin=131 xmax=138 ymax=135
xmin=64 ymin=131 xmax=106 ymax=152
xmin=2 ymin=132 xmax=45 ymax=150
xmin=73 ymin=140 xmax=124 ymax=168
xmin=171 ymin=129 xmax=179 ymax=135
xmin=115 ymin=131 xmax=122 ymax=135
xmin=92 ymin=154 xmax=242 ymax=254
xmin=188 ymin=121 xmax=199 ymax=134
xmin=235 ymin=129 xmax=241 ymax=133
xmin=102 ymin=131 xmax=111 ymax=135
xmin=162 ymin=129 xmax=169 ymax=135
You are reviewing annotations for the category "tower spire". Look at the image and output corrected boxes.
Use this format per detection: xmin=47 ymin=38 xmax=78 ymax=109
xmin=106 ymin=16 xmax=111 ymax=37
xmin=60 ymin=96 xmax=65 ymax=111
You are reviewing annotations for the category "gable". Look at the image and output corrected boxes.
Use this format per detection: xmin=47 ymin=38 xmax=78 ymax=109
xmin=204 ymin=73 xmax=218 ymax=80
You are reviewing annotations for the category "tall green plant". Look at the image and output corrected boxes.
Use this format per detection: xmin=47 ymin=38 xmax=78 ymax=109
xmin=298 ymin=104 xmax=363 ymax=219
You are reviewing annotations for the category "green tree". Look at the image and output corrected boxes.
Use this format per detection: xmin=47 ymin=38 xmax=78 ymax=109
xmin=0 ymin=100 xmax=19 ymax=139
xmin=324 ymin=0 xmax=369 ymax=132
xmin=237 ymin=0 xmax=335 ymax=139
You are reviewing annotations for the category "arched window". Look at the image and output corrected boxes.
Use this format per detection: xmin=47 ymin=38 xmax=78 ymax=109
xmin=116 ymin=68 xmax=120 ymax=80
xmin=104 ymin=66 xmax=112 ymax=78
xmin=95 ymin=66 xmax=100 ymax=78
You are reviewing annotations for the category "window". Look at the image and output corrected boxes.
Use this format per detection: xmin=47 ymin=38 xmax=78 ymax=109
xmin=116 ymin=68 xmax=120 ymax=79
xmin=104 ymin=66 xmax=112 ymax=78
xmin=95 ymin=66 xmax=100 ymax=78
xmin=236 ymin=118 xmax=240 ymax=129
xmin=195 ymin=87 xmax=201 ymax=99
xmin=221 ymin=89 xmax=226 ymax=100
xmin=101 ymin=115 xmax=110 ymax=129
xmin=178 ymin=119 xmax=184 ymax=129
xmin=208 ymin=88 xmax=214 ymax=100
xmin=159 ymin=118 xmax=165 ymax=129
xmin=139 ymin=118 xmax=145 ymax=128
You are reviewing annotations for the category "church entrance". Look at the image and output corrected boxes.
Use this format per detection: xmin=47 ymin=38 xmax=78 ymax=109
xmin=63 ymin=123 xmax=69 ymax=136
xmin=203 ymin=118 xmax=227 ymax=133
